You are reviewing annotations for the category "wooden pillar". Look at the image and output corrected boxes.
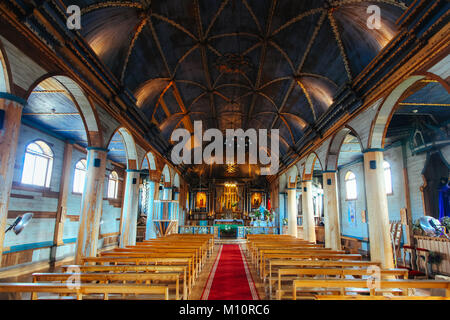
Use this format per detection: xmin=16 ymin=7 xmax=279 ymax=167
xmin=323 ymin=171 xmax=341 ymax=250
xmin=287 ymin=188 xmax=297 ymax=238
xmin=363 ymin=150 xmax=394 ymax=268
xmin=75 ymin=147 xmax=107 ymax=264
xmin=0 ymin=96 xmax=23 ymax=267
xmin=146 ymin=172 xmax=160 ymax=240
xmin=120 ymin=170 xmax=140 ymax=247
xmin=302 ymin=180 xmax=316 ymax=243
xmin=401 ymin=142 xmax=414 ymax=247
xmin=50 ymin=141 xmax=73 ymax=270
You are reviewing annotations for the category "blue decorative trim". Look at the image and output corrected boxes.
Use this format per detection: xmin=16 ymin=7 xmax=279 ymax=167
xmin=0 ymin=92 xmax=27 ymax=106
xmin=362 ymin=148 xmax=384 ymax=153
xmin=62 ymin=238 xmax=77 ymax=244
xmin=86 ymin=147 xmax=109 ymax=152
xmin=322 ymin=170 xmax=336 ymax=173
xmin=126 ymin=169 xmax=141 ymax=173
xmin=2 ymin=241 xmax=53 ymax=254
xmin=337 ymin=156 xmax=364 ymax=171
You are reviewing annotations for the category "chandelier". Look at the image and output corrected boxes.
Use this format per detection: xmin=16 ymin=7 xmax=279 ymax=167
xmin=224 ymin=182 xmax=237 ymax=188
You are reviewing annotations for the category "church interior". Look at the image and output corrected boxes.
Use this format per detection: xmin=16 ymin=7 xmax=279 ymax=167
xmin=0 ymin=0 xmax=449 ymax=302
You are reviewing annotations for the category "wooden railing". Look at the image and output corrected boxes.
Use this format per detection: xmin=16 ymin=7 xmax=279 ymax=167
xmin=178 ymin=225 xmax=280 ymax=238
xmin=414 ymin=236 xmax=450 ymax=276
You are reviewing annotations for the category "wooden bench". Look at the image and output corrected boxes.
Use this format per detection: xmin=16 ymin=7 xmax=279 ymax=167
xmin=61 ymin=264 xmax=189 ymax=299
xmin=32 ymin=272 xmax=181 ymax=300
xmin=274 ymin=268 xmax=408 ymax=300
xmin=258 ymin=249 xmax=345 ymax=275
xmin=261 ymin=253 xmax=362 ymax=280
xmin=292 ymin=279 xmax=450 ymax=300
xmin=268 ymin=260 xmax=382 ymax=292
xmin=0 ymin=283 xmax=169 ymax=300
xmin=81 ymin=256 xmax=194 ymax=292
xmin=251 ymin=244 xmax=327 ymax=265
xmin=99 ymin=251 xmax=198 ymax=278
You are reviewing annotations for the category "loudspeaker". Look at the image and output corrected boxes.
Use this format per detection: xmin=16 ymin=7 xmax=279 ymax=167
xmin=327 ymin=179 xmax=332 ymax=185
xmin=94 ymin=158 xmax=101 ymax=167
xmin=0 ymin=109 xmax=4 ymax=130
xmin=370 ymin=160 xmax=376 ymax=169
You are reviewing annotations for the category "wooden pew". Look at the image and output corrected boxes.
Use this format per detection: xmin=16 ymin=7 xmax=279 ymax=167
xmin=32 ymin=272 xmax=181 ymax=300
xmin=143 ymin=235 xmax=214 ymax=257
xmin=261 ymin=253 xmax=362 ymax=280
xmin=99 ymin=251 xmax=198 ymax=279
xmin=274 ymin=268 xmax=408 ymax=300
xmin=251 ymin=243 xmax=327 ymax=265
xmin=268 ymin=260 xmax=381 ymax=294
xmin=61 ymin=264 xmax=188 ymax=300
xmin=81 ymin=256 xmax=194 ymax=292
xmin=125 ymin=245 xmax=205 ymax=268
xmin=258 ymin=249 xmax=345 ymax=275
xmin=292 ymin=279 xmax=450 ymax=300
xmin=0 ymin=283 xmax=169 ymax=300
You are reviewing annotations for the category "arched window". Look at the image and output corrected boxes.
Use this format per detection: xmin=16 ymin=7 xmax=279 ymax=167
xmin=73 ymin=159 xmax=87 ymax=194
xmin=21 ymin=140 xmax=53 ymax=188
xmin=107 ymin=171 xmax=119 ymax=199
xmin=345 ymin=171 xmax=357 ymax=200
xmin=384 ymin=161 xmax=393 ymax=195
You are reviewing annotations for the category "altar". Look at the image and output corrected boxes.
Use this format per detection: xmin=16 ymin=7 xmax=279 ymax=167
xmin=214 ymin=219 xmax=244 ymax=239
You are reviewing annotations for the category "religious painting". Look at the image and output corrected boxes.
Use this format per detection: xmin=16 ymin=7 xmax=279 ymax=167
xmin=196 ymin=192 xmax=207 ymax=208
xmin=347 ymin=201 xmax=357 ymax=227
xmin=251 ymin=193 xmax=262 ymax=209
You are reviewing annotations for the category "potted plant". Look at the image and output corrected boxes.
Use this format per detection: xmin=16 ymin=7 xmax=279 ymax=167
xmin=440 ymin=216 xmax=450 ymax=235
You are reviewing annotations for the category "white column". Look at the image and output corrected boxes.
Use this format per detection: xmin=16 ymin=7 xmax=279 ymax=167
xmin=363 ymin=150 xmax=394 ymax=268
xmin=323 ymin=171 xmax=341 ymax=250
xmin=287 ymin=188 xmax=297 ymax=238
xmin=120 ymin=170 xmax=140 ymax=247
xmin=302 ymin=180 xmax=316 ymax=243
xmin=0 ymin=96 xmax=23 ymax=266
xmin=75 ymin=147 xmax=107 ymax=264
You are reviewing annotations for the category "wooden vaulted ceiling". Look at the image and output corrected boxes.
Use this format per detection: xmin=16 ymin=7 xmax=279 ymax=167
xmin=66 ymin=0 xmax=410 ymax=156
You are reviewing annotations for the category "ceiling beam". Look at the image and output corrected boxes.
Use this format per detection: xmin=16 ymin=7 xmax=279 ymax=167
xmin=194 ymin=0 xmax=219 ymax=129
xmin=245 ymin=0 xmax=277 ymax=130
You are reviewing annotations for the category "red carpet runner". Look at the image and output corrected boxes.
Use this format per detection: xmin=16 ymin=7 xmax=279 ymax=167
xmin=201 ymin=244 xmax=259 ymax=300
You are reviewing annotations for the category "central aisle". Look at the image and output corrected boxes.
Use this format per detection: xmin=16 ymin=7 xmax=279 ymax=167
xmin=201 ymin=244 xmax=259 ymax=300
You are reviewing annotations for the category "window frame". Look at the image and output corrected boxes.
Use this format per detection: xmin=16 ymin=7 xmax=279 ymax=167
xmin=72 ymin=159 xmax=87 ymax=194
xmin=344 ymin=171 xmax=358 ymax=201
xmin=20 ymin=140 xmax=54 ymax=189
xmin=107 ymin=171 xmax=119 ymax=199
xmin=383 ymin=160 xmax=393 ymax=196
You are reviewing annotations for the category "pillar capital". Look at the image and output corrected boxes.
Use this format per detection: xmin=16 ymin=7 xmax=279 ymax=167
xmin=86 ymin=146 xmax=109 ymax=153
xmin=126 ymin=169 xmax=141 ymax=173
xmin=362 ymin=148 xmax=384 ymax=154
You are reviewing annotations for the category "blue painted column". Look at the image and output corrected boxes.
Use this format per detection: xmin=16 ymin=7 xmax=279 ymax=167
xmin=145 ymin=180 xmax=156 ymax=240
